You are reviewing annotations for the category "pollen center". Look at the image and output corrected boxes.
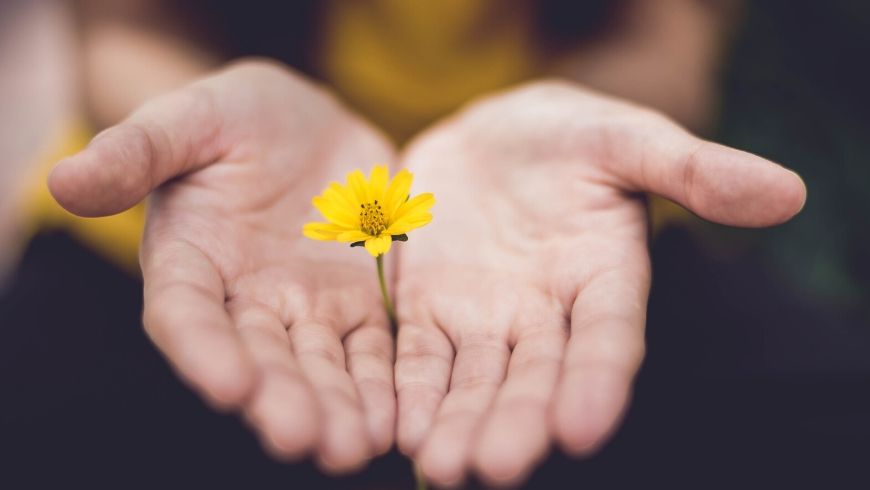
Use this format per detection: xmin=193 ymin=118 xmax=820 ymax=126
xmin=360 ymin=200 xmax=386 ymax=235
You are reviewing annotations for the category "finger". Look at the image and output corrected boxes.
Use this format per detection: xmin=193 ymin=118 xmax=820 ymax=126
xmin=48 ymin=82 xmax=225 ymax=217
xmin=472 ymin=326 xmax=567 ymax=487
xmin=141 ymin=240 xmax=257 ymax=410
xmin=290 ymin=320 xmax=372 ymax=473
xmin=416 ymin=335 xmax=510 ymax=488
xmin=343 ymin=323 xmax=396 ymax=456
xmin=612 ymin=118 xmax=806 ymax=227
xmin=395 ymin=322 xmax=454 ymax=456
xmin=230 ymin=303 xmax=319 ymax=460
xmin=553 ymin=253 xmax=650 ymax=455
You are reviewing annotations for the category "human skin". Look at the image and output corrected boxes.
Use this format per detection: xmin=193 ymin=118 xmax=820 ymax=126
xmin=49 ymin=60 xmax=399 ymax=472
xmin=394 ymin=81 xmax=805 ymax=487
xmin=48 ymin=61 xmax=806 ymax=485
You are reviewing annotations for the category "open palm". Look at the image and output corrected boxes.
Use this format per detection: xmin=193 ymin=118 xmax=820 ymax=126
xmin=393 ymin=81 xmax=806 ymax=487
xmin=49 ymin=61 xmax=398 ymax=471
xmin=49 ymin=63 xmax=806 ymax=485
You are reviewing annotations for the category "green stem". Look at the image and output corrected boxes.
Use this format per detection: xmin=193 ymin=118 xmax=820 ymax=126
xmin=414 ymin=463 xmax=428 ymax=490
xmin=376 ymin=255 xmax=397 ymax=330
xmin=376 ymin=256 xmax=422 ymax=489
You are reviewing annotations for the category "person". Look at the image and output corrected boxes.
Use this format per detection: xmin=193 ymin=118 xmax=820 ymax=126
xmin=7 ymin=1 xmax=817 ymax=487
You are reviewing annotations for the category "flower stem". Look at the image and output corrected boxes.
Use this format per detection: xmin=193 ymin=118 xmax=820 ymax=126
xmin=376 ymin=255 xmax=397 ymax=330
xmin=414 ymin=463 xmax=427 ymax=490
xmin=376 ymin=256 xmax=423 ymax=489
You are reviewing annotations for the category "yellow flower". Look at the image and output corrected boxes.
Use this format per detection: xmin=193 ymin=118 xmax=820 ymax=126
xmin=302 ymin=165 xmax=435 ymax=257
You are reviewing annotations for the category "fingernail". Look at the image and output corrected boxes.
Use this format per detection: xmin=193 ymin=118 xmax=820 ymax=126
xmin=788 ymin=169 xmax=808 ymax=214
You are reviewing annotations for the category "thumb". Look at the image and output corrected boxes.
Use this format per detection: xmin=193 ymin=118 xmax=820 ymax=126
xmin=48 ymin=85 xmax=224 ymax=217
xmin=612 ymin=117 xmax=807 ymax=227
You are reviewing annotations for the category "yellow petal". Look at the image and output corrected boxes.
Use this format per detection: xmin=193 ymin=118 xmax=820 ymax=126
xmin=364 ymin=234 xmax=392 ymax=257
xmin=324 ymin=182 xmax=359 ymax=210
xmin=313 ymin=196 xmax=359 ymax=228
xmin=347 ymin=169 xmax=370 ymax=204
xmin=383 ymin=169 xmax=413 ymax=221
xmin=369 ymin=165 xmax=389 ymax=202
xmin=302 ymin=222 xmax=346 ymax=241
xmin=392 ymin=192 xmax=435 ymax=223
xmin=386 ymin=213 xmax=432 ymax=235
xmin=337 ymin=229 xmax=370 ymax=243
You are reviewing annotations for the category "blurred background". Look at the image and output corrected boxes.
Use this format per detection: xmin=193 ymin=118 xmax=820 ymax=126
xmin=1 ymin=0 xmax=868 ymax=488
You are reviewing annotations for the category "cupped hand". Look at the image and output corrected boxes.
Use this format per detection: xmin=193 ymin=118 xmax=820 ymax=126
xmin=48 ymin=60 xmax=397 ymax=472
xmin=393 ymin=81 xmax=806 ymax=487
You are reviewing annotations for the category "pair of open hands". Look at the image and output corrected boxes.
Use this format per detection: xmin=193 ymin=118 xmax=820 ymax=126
xmin=49 ymin=60 xmax=805 ymax=487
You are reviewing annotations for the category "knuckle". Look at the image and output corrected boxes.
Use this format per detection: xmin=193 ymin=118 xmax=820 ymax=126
xmin=96 ymin=123 xmax=154 ymax=199
xmin=681 ymin=140 xmax=708 ymax=206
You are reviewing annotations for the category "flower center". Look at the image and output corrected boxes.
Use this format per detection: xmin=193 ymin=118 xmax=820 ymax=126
xmin=360 ymin=200 xmax=386 ymax=235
